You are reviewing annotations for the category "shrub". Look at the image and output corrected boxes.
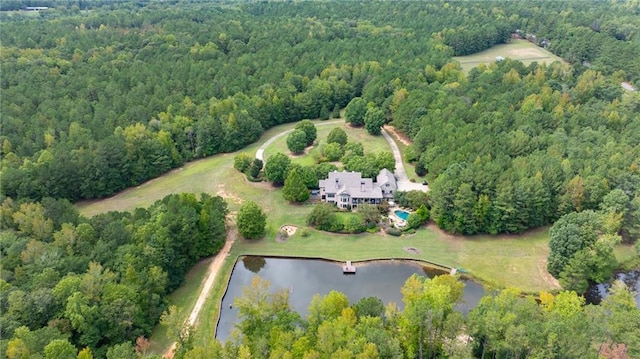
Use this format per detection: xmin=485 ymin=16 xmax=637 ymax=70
xmin=307 ymin=203 xmax=336 ymax=230
xmin=323 ymin=142 xmax=344 ymax=161
xmin=249 ymin=158 xmax=263 ymax=178
xmin=234 ymin=153 xmax=253 ymax=173
xmin=299 ymin=228 xmax=310 ymax=237
xmin=344 ymin=216 xmax=365 ymax=233
xmin=386 ymin=227 xmax=402 ymax=236
xmin=366 ymin=227 xmax=379 ymax=233
xmin=327 ymin=127 xmax=348 ymax=146
xmin=394 ymin=191 xmax=430 ymax=210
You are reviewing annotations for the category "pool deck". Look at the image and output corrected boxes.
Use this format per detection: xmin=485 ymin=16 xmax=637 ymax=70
xmin=390 ymin=207 xmax=410 ymax=228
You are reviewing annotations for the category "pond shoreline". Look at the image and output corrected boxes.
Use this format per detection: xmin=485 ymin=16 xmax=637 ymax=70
xmin=211 ymin=254 xmax=487 ymax=341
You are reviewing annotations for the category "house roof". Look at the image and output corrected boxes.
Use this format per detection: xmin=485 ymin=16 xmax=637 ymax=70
xmin=320 ymin=170 xmax=385 ymax=199
xmin=376 ymin=168 xmax=396 ymax=188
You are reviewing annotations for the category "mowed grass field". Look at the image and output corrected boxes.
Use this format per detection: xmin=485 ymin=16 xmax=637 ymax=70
xmin=454 ymin=39 xmax=567 ymax=73
xmin=262 ymin=121 xmax=391 ymax=167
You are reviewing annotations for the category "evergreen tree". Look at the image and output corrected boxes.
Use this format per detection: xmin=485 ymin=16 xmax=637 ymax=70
xmin=249 ymin=158 xmax=263 ymax=179
xmin=283 ymin=169 xmax=310 ymax=203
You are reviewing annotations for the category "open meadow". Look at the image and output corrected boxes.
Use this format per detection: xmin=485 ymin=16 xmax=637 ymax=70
xmin=454 ymin=39 xmax=567 ymax=72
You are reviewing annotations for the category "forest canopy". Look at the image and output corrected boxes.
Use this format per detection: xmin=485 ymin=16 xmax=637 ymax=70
xmin=1 ymin=0 xmax=638 ymax=206
xmin=0 ymin=193 xmax=227 ymax=357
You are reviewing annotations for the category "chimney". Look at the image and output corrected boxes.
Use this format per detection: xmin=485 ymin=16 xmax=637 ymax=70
xmin=361 ymin=180 xmax=365 ymax=192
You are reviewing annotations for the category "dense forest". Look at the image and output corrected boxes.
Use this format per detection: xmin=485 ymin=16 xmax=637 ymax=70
xmin=0 ymin=193 xmax=227 ymax=358
xmin=2 ymin=0 xmax=640 ymax=357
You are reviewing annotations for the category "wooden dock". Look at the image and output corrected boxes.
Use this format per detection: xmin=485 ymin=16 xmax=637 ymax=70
xmin=342 ymin=261 xmax=356 ymax=274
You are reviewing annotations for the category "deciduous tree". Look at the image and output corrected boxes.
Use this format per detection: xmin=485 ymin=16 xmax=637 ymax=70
xmin=287 ymin=130 xmax=308 ymax=155
xmin=345 ymin=97 xmax=367 ymax=127
xmin=264 ymin=153 xmax=292 ymax=185
xmin=327 ymin=127 xmax=348 ymax=146
xmin=237 ymin=201 xmax=266 ymax=240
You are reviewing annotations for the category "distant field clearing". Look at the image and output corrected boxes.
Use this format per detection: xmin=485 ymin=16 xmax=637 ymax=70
xmin=454 ymin=39 xmax=567 ymax=72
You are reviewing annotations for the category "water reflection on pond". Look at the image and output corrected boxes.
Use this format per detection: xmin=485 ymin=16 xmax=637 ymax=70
xmin=585 ymin=269 xmax=640 ymax=307
xmin=216 ymin=256 xmax=485 ymax=341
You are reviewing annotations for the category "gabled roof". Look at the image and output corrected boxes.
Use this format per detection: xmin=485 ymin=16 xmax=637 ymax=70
xmin=376 ymin=168 xmax=396 ymax=188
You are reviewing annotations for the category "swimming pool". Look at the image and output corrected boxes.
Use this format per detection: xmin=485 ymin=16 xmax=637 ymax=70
xmin=394 ymin=209 xmax=410 ymax=221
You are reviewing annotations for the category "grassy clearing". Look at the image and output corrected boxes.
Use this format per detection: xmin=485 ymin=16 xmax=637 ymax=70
xmin=454 ymin=39 xmax=567 ymax=73
xmin=262 ymin=122 xmax=390 ymax=165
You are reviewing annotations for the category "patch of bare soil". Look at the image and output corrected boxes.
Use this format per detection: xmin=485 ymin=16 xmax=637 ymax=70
xmin=383 ymin=125 xmax=413 ymax=146
xmin=276 ymin=225 xmax=297 ymax=242
xmin=288 ymin=145 xmax=314 ymax=158
xmin=403 ymin=246 xmax=421 ymax=254
xmin=537 ymin=258 xmax=562 ymax=290
xmin=215 ymin=184 xmax=243 ymax=204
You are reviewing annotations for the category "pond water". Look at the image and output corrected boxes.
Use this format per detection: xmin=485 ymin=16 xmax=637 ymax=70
xmin=394 ymin=210 xmax=410 ymax=221
xmin=215 ymin=256 xmax=485 ymax=341
xmin=585 ymin=269 xmax=640 ymax=307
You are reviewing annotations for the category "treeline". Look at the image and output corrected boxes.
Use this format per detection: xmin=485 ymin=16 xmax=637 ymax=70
xmin=177 ymin=274 xmax=640 ymax=359
xmin=0 ymin=193 xmax=227 ymax=357
xmin=442 ymin=23 xmax=512 ymax=56
xmin=390 ymin=59 xmax=639 ymax=235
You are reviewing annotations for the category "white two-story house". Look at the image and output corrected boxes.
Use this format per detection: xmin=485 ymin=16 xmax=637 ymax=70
xmin=318 ymin=169 xmax=397 ymax=209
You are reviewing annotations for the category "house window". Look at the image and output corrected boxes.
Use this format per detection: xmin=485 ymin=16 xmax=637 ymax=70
xmin=328 ymin=194 xmax=334 ymax=198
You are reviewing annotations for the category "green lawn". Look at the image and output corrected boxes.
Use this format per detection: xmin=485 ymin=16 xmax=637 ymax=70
xmin=262 ymin=122 xmax=391 ymax=165
xmin=454 ymin=39 xmax=567 ymax=73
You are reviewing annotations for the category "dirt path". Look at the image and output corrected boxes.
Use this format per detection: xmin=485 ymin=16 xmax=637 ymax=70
xmin=163 ymin=224 xmax=237 ymax=359
xmin=383 ymin=125 xmax=413 ymax=146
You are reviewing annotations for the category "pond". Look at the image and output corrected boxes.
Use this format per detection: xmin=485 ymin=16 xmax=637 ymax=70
xmin=215 ymin=256 xmax=485 ymax=341
xmin=585 ymin=269 xmax=640 ymax=307
xmin=394 ymin=209 xmax=410 ymax=221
